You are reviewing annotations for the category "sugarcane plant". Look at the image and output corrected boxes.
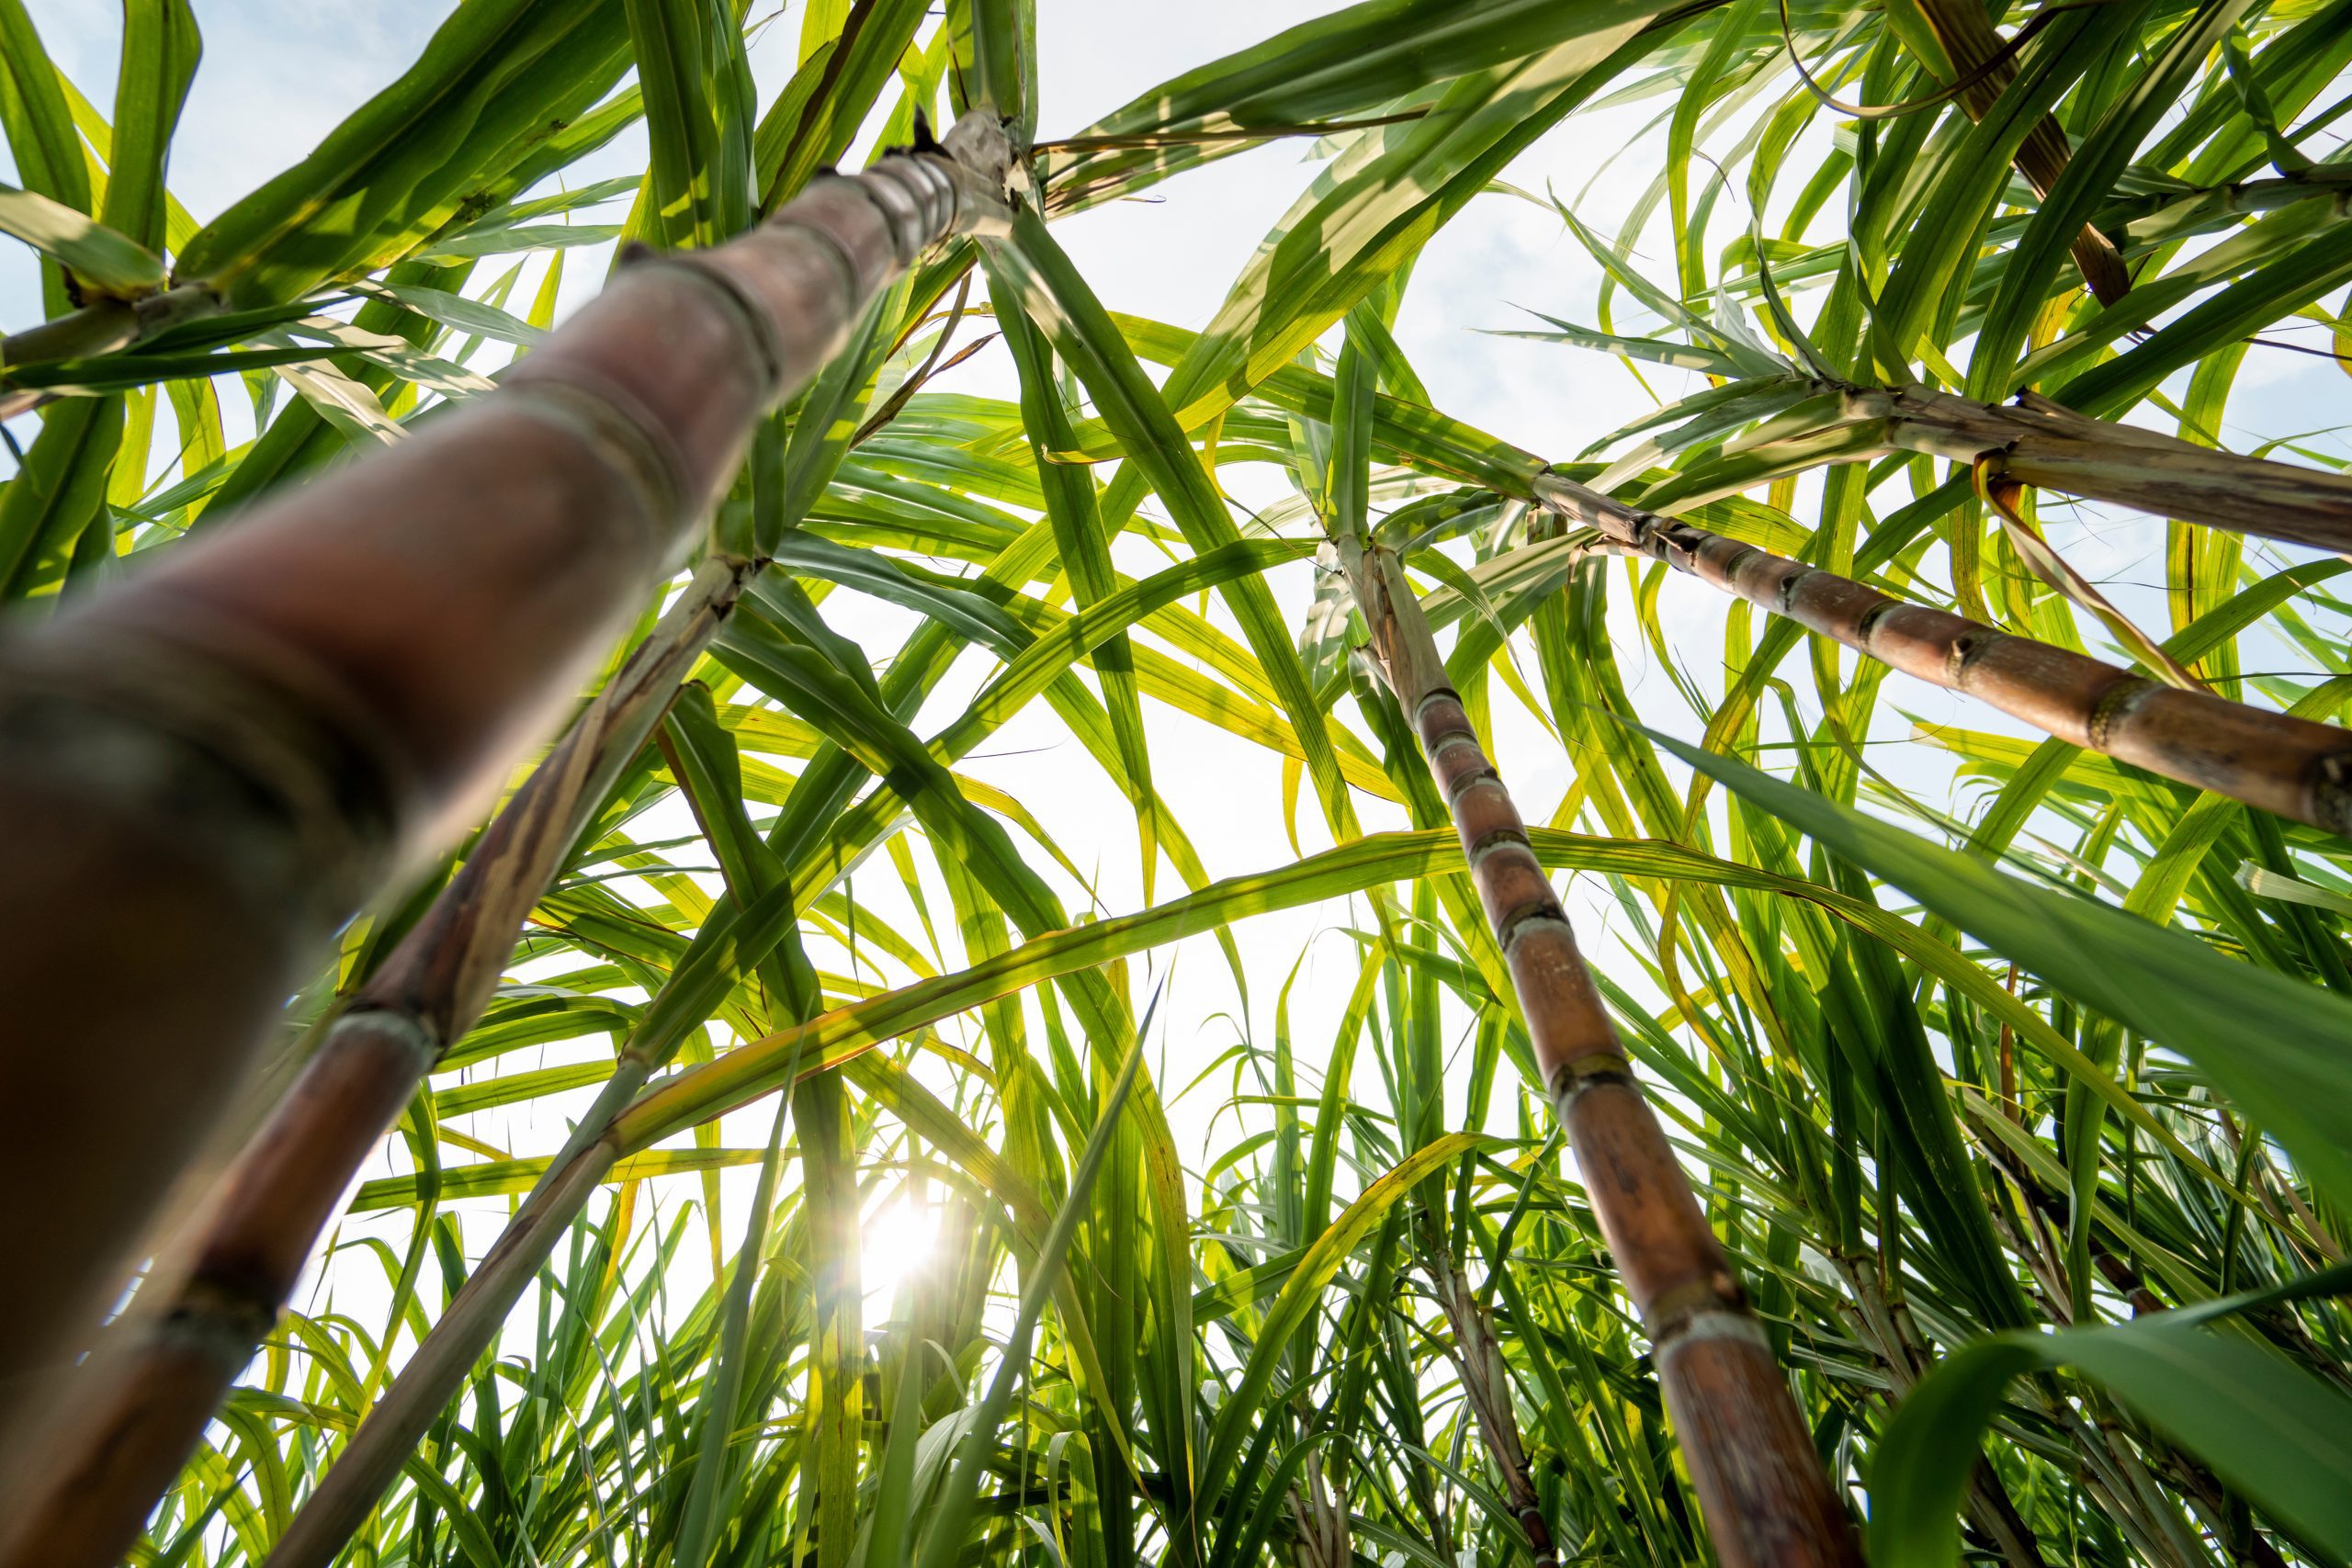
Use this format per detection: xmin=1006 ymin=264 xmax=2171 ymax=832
xmin=1 ymin=1 xmax=2351 ymax=1567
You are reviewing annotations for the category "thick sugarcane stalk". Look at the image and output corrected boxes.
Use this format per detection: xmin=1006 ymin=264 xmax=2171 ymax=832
xmin=1905 ymin=0 xmax=2130 ymax=303
xmin=1848 ymin=384 xmax=2352 ymax=557
xmin=0 ymin=556 xmax=745 ymax=1568
xmin=1534 ymin=472 xmax=2352 ymax=837
xmin=1336 ymin=534 xmax=1861 ymax=1568
xmin=0 ymin=113 xmax=1012 ymax=1531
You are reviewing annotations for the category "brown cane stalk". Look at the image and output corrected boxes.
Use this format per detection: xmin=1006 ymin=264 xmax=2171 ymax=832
xmin=0 ymin=114 xmax=1012 ymax=1557
xmin=1904 ymin=0 xmax=2131 ymax=304
xmin=0 ymin=556 xmax=746 ymax=1568
xmin=1335 ymin=532 xmax=1862 ymax=1568
xmin=1846 ymin=384 xmax=2352 ymax=557
xmin=244 ymin=572 xmax=837 ymax=1568
xmin=1533 ymin=471 xmax=2352 ymax=838
xmin=1417 ymin=1233 xmax=1561 ymax=1568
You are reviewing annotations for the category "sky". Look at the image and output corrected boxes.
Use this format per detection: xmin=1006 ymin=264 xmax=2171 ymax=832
xmin=6 ymin=1 xmax=2347 ymax=1319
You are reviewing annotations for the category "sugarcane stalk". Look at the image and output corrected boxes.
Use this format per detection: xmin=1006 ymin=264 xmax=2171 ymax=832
xmin=1827 ymin=1255 xmax=2049 ymax=1568
xmin=2108 ymin=164 xmax=2352 ymax=239
xmin=1846 ymin=384 xmax=2352 ymax=557
xmin=1283 ymin=1466 xmax=1350 ymax=1568
xmin=0 ymin=112 xmax=1012 ymax=1542
xmin=1534 ymin=471 xmax=2352 ymax=838
xmin=0 ymin=554 xmax=746 ymax=1568
xmin=1647 ymin=379 xmax=2352 ymax=555
xmin=1417 ymin=1233 xmax=1561 ymax=1568
xmin=1903 ymin=0 xmax=2130 ymax=303
xmin=1335 ymin=532 xmax=1862 ymax=1568
xmin=0 ymin=280 xmax=227 ymax=422
xmin=245 ymin=639 xmax=834 ymax=1568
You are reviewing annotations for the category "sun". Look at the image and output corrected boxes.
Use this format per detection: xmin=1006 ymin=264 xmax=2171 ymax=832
xmin=859 ymin=1194 xmax=942 ymax=1305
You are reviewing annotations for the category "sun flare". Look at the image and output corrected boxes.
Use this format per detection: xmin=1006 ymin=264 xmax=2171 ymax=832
xmin=858 ymin=1196 xmax=942 ymax=1305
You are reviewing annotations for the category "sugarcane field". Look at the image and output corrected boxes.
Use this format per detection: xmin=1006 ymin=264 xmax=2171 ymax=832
xmin=3 ymin=1 xmax=2351 ymax=1565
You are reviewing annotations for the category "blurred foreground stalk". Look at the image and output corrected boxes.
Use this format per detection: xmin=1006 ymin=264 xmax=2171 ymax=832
xmin=0 ymin=116 xmax=1012 ymax=1568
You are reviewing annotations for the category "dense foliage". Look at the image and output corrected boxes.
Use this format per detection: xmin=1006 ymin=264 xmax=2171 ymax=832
xmin=3 ymin=1 xmax=2351 ymax=1565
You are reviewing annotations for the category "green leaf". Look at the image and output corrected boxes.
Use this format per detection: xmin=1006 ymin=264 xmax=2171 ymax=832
xmin=1197 ymin=1133 xmax=1493 ymax=1517
xmin=1652 ymin=724 xmax=2352 ymax=1211
xmin=99 ymin=0 xmax=200 ymax=255
xmin=1090 ymin=7 xmax=1667 ymax=440
xmin=180 ymin=0 xmax=633 ymax=305
xmin=911 ymin=1025 xmax=1149 ymax=1568
xmin=755 ymin=0 xmax=930 ymax=210
xmin=989 ymin=256 xmax=1159 ymax=895
xmin=1050 ymin=0 xmax=1675 ymax=207
xmin=988 ymin=209 xmax=1366 ymax=845
xmin=1871 ymin=1266 xmax=2352 ymax=1565
xmin=0 ymin=395 xmax=126 ymax=596
xmin=0 ymin=184 xmax=164 ymax=298
xmin=0 ymin=0 xmax=94 ymax=315
xmin=354 ymin=279 xmax=548 ymax=346
xmin=622 ymin=0 xmax=749 ymax=250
